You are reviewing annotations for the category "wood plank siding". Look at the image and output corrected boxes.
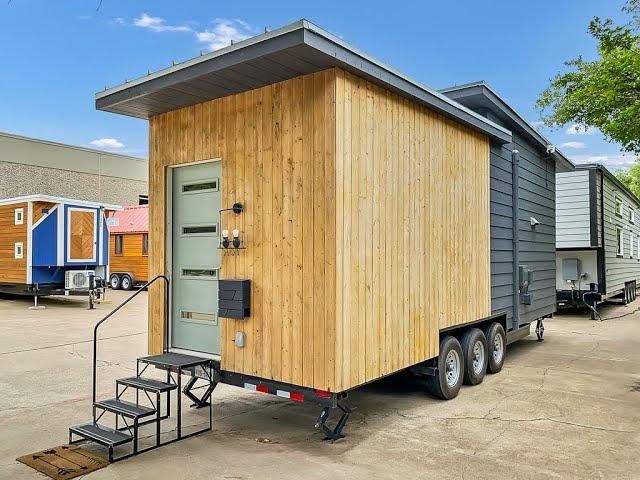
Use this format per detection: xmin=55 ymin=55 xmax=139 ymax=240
xmin=148 ymin=68 xmax=492 ymax=392
xmin=0 ymin=202 xmax=28 ymax=283
xmin=32 ymin=202 xmax=57 ymax=225
xmin=109 ymin=233 xmax=149 ymax=282
xmin=333 ymin=71 xmax=491 ymax=389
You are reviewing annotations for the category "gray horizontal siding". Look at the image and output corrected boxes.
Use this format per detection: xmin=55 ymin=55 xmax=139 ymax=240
xmin=490 ymin=143 xmax=514 ymax=324
xmin=601 ymin=172 xmax=640 ymax=294
xmin=556 ymin=170 xmax=591 ymax=248
xmin=514 ymin=132 xmax=556 ymax=325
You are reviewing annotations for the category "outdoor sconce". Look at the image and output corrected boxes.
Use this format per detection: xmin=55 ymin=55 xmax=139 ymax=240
xmin=222 ymin=229 xmax=230 ymax=248
xmin=232 ymin=229 xmax=241 ymax=248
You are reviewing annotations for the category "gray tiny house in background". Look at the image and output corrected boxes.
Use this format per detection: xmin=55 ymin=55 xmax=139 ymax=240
xmin=442 ymin=81 xmax=574 ymax=333
xmin=556 ymin=164 xmax=640 ymax=310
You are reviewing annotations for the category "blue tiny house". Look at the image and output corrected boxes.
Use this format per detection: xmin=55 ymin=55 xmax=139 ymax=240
xmin=0 ymin=195 xmax=121 ymax=299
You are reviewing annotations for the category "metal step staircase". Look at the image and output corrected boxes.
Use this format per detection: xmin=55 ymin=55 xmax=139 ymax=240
xmin=68 ymin=276 xmax=216 ymax=462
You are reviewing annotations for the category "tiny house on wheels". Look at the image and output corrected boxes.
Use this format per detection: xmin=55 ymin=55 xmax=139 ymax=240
xmin=69 ymin=21 xmax=573 ymax=457
xmin=556 ymin=164 xmax=640 ymax=316
xmin=0 ymin=195 xmax=119 ymax=305
xmin=107 ymin=205 xmax=149 ymax=290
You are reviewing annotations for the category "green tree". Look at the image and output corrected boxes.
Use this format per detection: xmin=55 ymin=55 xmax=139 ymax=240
xmin=615 ymin=163 xmax=640 ymax=198
xmin=537 ymin=1 xmax=640 ymax=154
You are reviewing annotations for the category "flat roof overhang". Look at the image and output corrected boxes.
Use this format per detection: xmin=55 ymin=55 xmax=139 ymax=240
xmin=96 ymin=20 xmax=511 ymax=144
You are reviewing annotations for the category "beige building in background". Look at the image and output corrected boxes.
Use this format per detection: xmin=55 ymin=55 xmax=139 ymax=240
xmin=0 ymin=131 xmax=147 ymax=206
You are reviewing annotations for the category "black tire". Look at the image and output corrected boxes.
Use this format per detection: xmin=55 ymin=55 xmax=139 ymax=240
xmin=120 ymin=274 xmax=133 ymax=291
xmin=109 ymin=274 xmax=121 ymax=290
xmin=484 ymin=322 xmax=506 ymax=374
xmin=426 ymin=336 xmax=464 ymax=400
xmin=461 ymin=328 xmax=488 ymax=385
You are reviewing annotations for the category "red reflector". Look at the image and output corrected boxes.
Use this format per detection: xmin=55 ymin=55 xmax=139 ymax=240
xmin=290 ymin=392 xmax=304 ymax=402
xmin=256 ymin=385 xmax=268 ymax=393
xmin=314 ymin=389 xmax=332 ymax=398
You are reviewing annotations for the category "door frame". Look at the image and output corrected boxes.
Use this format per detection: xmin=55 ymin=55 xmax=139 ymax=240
xmin=66 ymin=206 xmax=98 ymax=263
xmin=165 ymin=158 xmax=222 ymax=359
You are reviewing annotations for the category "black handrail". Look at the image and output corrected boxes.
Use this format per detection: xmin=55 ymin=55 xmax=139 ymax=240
xmin=92 ymin=275 xmax=169 ymax=409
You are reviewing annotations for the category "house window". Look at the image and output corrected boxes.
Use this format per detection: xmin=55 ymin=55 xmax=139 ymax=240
xmin=615 ymin=196 xmax=623 ymax=217
xmin=142 ymin=234 xmax=148 ymax=255
xmin=632 ymin=236 xmax=635 ymax=259
xmin=115 ymin=235 xmax=123 ymax=255
xmin=617 ymin=227 xmax=624 ymax=256
xmin=14 ymin=208 xmax=24 ymax=225
xmin=14 ymin=242 xmax=23 ymax=259
xmin=630 ymin=208 xmax=635 ymax=224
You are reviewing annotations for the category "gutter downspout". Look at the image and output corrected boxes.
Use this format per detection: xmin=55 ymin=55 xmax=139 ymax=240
xmin=512 ymin=149 xmax=520 ymax=331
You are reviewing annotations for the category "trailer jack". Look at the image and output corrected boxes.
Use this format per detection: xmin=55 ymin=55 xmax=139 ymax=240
xmin=315 ymin=398 xmax=351 ymax=443
xmin=535 ymin=318 xmax=545 ymax=341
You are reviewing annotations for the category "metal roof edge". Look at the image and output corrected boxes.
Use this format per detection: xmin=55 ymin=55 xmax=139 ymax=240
xmin=574 ymin=163 xmax=640 ymax=206
xmin=440 ymin=82 xmax=575 ymax=171
xmin=95 ymin=19 xmax=511 ymax=143
xmin=95 ymin=20 xmax=308 ymax=100
xmin=0 ymin=194 xmax=123 ymax=211
xmin=301 ymin=23 xmax=511 ymax=143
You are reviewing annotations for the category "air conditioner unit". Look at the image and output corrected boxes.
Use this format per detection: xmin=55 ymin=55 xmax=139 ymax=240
xmin=65 ymin=270 xmax=95 ymax=290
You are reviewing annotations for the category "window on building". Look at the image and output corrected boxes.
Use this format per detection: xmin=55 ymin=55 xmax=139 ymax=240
xmin=115 ymin=235 xmax=123 ymax=255
xmin=630 ymin=208 xmax=635 ymax=224
xmin=617 ymin=227 xmax=624 ymax=256
xmin=142 ymin=234 xmax=148 ymax=255
xmin=14 ymin=242 xmax=23 ymax=259
xmin=632 ymin=236 xmax=635 ymax=259
xmin=138 ymin=195 xmax=149 ymax=205
xmin=14 ymin=208 xmax=23 ymax=225
xmin=615 ymin=196 xmax=623 ymax=217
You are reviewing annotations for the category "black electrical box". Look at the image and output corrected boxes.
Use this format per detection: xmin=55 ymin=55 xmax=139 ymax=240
xmin=218 ymin=279 xmax=250 ymax=319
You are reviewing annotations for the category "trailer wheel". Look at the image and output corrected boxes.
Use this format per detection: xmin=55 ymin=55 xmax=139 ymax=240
xmin=109 ymin=274 xmax=121 ymax=290
xmin=484 ymin=322 xmax=506 ymax=374
xmin=120 ymin=274 xmax=133 ymax=291
xmin=426 ymin=336 xmax=464 ymax=400
xmin=461 ymin=328 xmax=488 ymax=385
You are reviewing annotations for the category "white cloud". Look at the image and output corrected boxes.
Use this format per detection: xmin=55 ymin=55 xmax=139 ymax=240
xmin=133 ymin=13 xmax=191 ymax=33
xmin=128 ymin=14 xmax=255 ymax=52
xmin=559 ymin=141 xmax=586 ymax=149
xmin=90 ymin=138 xmax=124 ymax=149
xmin=566 ymin=124 xmax=598 ymax=135
xmin=570 ymin=153 xmax=638 ymax=170
xmin=195 ymin=19 xmax=256 ymax=51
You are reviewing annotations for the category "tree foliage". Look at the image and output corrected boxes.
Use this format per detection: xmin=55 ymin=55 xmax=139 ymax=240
xmin=537 ymin=1 xmax=640 ymax=154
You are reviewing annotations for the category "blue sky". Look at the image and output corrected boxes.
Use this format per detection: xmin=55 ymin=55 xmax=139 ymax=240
xmin=0 ymin=0 xmax=635 ymax=169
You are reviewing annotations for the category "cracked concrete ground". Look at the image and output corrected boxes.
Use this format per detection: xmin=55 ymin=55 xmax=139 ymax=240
xmin=1 ymin=291 xmax=639 ymax=479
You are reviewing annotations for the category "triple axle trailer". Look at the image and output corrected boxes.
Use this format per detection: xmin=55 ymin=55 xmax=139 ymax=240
xmin=68 ymin=20 xmax=574 ymax=458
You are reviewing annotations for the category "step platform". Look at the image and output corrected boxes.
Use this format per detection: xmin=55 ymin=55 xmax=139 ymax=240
xmin=138 ymin=352 xmax=212 ymax=369
xmin=94 ymin=398 xmax=157 ymax=419
xmin=69 ymin=423 xmax=133 ymax=448
xmin=117 ymin=376 xmax=177 ymax=393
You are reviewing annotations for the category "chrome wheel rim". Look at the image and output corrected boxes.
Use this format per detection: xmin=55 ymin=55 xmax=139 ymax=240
xmin=110 ymin=276 xmax=118 ymax=288
xmin=122 ymin=277 xmax=130 ymax=289
xmin=472 ymin=340 xmax=485 ymax=374
xmin=445 ymin=349 xmax=461 ymax=387
xmin=493 ymin=333 xmax=504 ymax=363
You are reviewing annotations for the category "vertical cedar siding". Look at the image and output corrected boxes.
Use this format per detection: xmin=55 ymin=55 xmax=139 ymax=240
xmin=148 ymin=68 xmax=492 ymax=392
